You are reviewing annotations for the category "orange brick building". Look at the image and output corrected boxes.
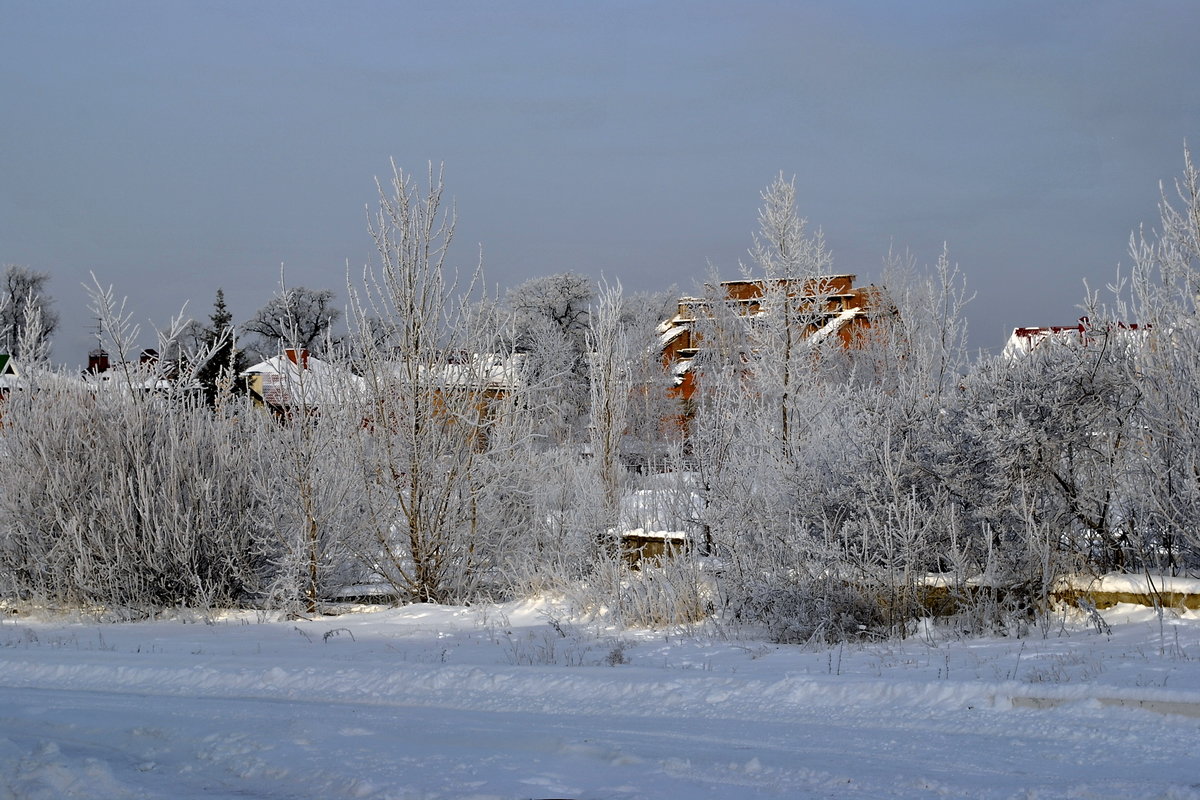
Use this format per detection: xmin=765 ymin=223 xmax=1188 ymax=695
xmin=657 ymin=274 xmax=887 ymax=404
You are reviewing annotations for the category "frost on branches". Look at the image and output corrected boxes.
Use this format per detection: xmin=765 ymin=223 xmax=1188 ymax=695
xmin=1 ymin=153 xmax=1199 ymax=640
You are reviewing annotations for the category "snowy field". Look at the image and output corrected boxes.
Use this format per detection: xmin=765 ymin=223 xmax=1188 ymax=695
xmin=2 ymin=600 xmax=1199 ymax=800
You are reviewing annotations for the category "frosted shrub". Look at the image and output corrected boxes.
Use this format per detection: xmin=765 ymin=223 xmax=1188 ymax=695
xmin=0 ymin=378 xmax=269 ymax=610
xmin=605 ymin=556 xmax=712 ymax=629
xmin=251 ymin=392 xmax=372 ymax=614
xmin=497 ymin=447 xmax=600 ymax=596
xmin=732 ymin=569 xmax=883 ymax=645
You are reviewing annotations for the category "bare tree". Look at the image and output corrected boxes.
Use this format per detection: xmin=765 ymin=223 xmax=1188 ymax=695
xmin=507 ymin=272 xmax=593 ymax=350
xmin=244 ymin=285 xmax=341 ymax=357
xmin=0 ymin=265 xmax=58 ymax=359
xmin=348 ymin=162 xmax=534 ymax=603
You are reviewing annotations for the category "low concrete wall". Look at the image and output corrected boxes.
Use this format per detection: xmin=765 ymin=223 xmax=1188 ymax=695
xmin=1053 ymin=588 xmax=1200 ymax=610
xmin=912 ymin=582 xmax=1200 ymax=616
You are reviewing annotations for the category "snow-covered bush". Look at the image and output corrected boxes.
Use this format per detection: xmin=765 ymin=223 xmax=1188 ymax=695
xmin=0 ymin=375 xmax=269 ymax=610
xmin=567 ymin=554 xmax=713 ymax=629
xmin=7 ymin=152 xmax=1200 ymax=640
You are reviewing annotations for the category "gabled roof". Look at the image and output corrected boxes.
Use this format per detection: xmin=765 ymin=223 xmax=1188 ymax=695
xmin=0 ymin=354 xmax=21 ymax=391
xmin=241 ymin=350 xmax=365 ymax=407
xmin=1002 ymin=320 xmax=1149 ymax=360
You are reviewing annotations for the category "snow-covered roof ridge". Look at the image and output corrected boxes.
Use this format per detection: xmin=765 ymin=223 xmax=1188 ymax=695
xmin=384 ymin=352 xmax=527 ymax=391
xmin=242 ymin=349 xmax=365 ymax=407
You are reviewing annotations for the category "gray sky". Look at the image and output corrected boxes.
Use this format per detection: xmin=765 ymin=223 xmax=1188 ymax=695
xmin=3 ymin=1 xmax=1199 ymax=362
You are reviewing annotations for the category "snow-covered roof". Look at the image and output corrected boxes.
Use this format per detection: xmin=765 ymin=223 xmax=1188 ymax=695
xmin=242 ymin=350 xmax=365 ymax=407
xmin=1002 ymin=322 xmax=1149 ymax=360
xmin=808 ymin=307 xmax=865 ymax=345
xmin=383 ymin=353 xmax=527 ymax=392
xmin=78 ymin=362 xmax=196 ymax=395
xmin=83 ymin=373 xmax=178 ymax=392
xmin=242 ymin=350 xmax=525 ymax=409
xmin=669 ymin=358 xmax=692 ymax=384
xmin=0 ymin=354 xmax=22 ymax=391
xmin=620 ymin=528 xmax=690 ymax=542
xmin=657 ymin=323 xmax=689 ymax=351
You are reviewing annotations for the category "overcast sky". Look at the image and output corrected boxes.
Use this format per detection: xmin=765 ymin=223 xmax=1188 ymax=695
xmin=3 ymin=1 xmax=1199 ymax=362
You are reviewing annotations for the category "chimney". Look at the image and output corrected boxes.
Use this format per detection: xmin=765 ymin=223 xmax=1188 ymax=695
xmin=285 ymin=348 xmax=309 ymax=369
xmin=87 ymin=348 xmax=110 ymax=374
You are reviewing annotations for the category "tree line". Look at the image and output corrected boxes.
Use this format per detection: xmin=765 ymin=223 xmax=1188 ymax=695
xmin=1 ymin=151 xmax=1198 ymax=641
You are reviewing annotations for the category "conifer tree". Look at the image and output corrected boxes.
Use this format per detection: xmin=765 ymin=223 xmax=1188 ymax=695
xmin=196 ymin=289 xmax=249 ymax=406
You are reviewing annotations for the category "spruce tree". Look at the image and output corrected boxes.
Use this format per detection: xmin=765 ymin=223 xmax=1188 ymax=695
xmin=196 ymin=289 xmax=249 ymax=406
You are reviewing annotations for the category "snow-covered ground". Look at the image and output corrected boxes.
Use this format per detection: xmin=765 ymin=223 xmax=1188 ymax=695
xmin=2 ymin=600 xmax=1199 ymax=799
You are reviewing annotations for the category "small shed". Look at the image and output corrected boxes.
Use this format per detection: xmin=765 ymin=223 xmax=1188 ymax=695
xmin=621 ymin=529 xmax=690 ymax=568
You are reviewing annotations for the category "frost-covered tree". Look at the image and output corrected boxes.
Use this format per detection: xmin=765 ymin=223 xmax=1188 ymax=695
xmin=949 ymin=346 xmax=1131 ymax=575
xmin=348 ymin=162 xmax=535 ymax=603
xmin=505 ymin=272 xmax=595 ymax=442
xmin=677 ymin=175 xmax=992 ymax=640
xmin=0 ymin=265 xmax=58 ymax=359
xmin=746 ymin=174 xmax=833 ymax=447
xmin=508 ymin=272 xmax=593 ymax=349
xmin=245 ymin=285 xmax=340 ymax=357
xmin=587 ymin=279 xmax=630 ymax=552
xmin=252 ymin=369 xmax=366 ymax=614
xmin=1122 ymin=144 xmax=1200 ymax=569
